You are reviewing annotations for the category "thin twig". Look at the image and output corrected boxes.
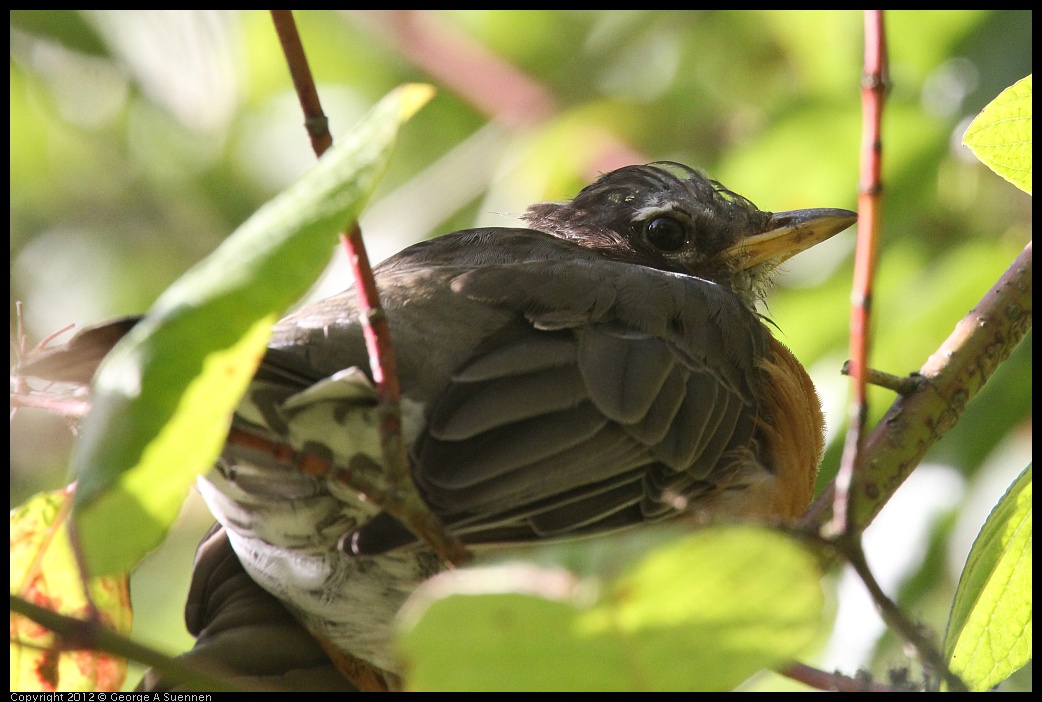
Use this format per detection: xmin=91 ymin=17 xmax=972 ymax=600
xmin=10 ymin=594 xmax=257 ymax=692
xmin=840 ymin=361 xmax=922 ymax=395
xmin=10 ymin=391 xmax=91 ymax=417
xmin=837 ymin=538 xmax=968 ymax=691
xmin=830 ymin=9 xmax=887 ymax=539
xmin=269 ymin=10 xmax=469 ymax=566
xmin=270 ymin=10 xmax=332 ymax=155
xmin=781 ymin=661 xmax=896 ymax=692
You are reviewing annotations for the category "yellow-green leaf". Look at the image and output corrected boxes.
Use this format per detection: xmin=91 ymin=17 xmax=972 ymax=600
xmin=944 ymin=464 xmax=1032 ymax=691
xmin=398 ymin=525 xmax=824 ymax=691
xmin=963 ymin=74 xmax=1032 ymax=194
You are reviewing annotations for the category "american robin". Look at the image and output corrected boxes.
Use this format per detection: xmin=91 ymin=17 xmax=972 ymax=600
xmin=20 ymin=162 xmax=855 ymax=689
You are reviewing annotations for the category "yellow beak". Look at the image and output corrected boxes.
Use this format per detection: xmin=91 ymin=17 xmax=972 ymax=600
xmin=721 ymin=208 xmax=857 ymax=272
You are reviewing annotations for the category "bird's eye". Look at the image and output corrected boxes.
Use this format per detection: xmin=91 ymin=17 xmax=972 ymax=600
xmin=644 ymin=216 xmax=688 ymax=252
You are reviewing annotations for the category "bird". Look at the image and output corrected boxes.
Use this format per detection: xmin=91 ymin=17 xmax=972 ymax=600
xmin=19 ymin=162 xmax=855 ymax=690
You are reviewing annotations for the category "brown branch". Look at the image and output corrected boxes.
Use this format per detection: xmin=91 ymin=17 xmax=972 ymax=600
xmin=804 ymin=241 xmax=1032 ymax=531
xmin=781 ymin=661 xmax=898 ymax=692
xmin=848 ymin=241 xmax=1031 ymax=530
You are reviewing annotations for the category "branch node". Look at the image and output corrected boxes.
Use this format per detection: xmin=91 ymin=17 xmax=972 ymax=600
xmin=841 ymin=361 xmax=923 ymax=395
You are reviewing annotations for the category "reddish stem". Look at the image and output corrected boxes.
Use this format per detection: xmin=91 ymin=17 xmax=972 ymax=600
xmin=830 ymin=10 xmax=887 ymax=537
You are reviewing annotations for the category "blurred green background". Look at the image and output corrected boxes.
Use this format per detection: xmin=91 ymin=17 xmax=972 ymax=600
xmin=10 ymin=10 xmax=1031 ymax=690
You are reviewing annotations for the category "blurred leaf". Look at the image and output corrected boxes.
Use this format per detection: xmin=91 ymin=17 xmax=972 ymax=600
xmin=10 ymin=10 xmax=109 ymax=56
xmin=944 ymin=464 xmax=1032 ymax=691
xmin=10 ymin=489 xmax=132 ymax=692
xmin=398 ymin=525 xmax=824 ymax=691
xmin=71 ymin=83 xmax=435 ymax=576
xmin=963 ymin=75 xmax=1032 ymax=195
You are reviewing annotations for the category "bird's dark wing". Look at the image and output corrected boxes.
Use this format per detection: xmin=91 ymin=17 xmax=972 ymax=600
xmin=342 ymin=233 xmax=771 ymax=553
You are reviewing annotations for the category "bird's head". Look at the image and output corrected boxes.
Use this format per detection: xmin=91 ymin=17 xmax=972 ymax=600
xmin=522 ymin=162 xmax=856 ymax=306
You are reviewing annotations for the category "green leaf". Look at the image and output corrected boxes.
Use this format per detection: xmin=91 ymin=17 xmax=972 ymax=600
xmin=398 ymin=525 xmax=824 ymax=691
xmin=944 ymin=464 xmax=1032 ymax=691
xmin=963 ymin=75 xmax=1032 ymax=195
xmin=71 ymin=83 xmax=435 ymax=576
xmin=10 ymin=489 xmax=132 ymax=692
